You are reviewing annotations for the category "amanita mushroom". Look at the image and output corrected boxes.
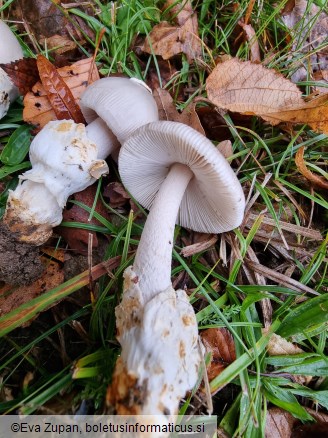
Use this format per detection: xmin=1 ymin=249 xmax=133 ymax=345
xmin=107 ymin=121 xmax=245 ymax=422
xmin=0 ymin=20 xmax=23 ymax=119
xmin=3 ymin=77 xmax=158 ymax=246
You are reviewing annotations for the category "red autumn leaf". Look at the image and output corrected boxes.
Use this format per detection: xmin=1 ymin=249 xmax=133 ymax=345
xmin=36 ymin=54 xmax=86 ymax=124
xmin=0 ymin=58 xmax=39 ymax=96
xmin=201 ymin=327 xmax=236 ymax=383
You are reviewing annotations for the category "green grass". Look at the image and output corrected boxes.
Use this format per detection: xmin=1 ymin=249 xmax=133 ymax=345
xmin=0 ymin=0 xmax=327 ymax=435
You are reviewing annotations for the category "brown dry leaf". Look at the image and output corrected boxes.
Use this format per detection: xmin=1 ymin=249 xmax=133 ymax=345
xmin=238 ymin=21 xmax=261 ymax=62
xmin=304 ymin=408 xmax=328 ymax=425
xmin=266 ymin=332 xmax=303 ymax=356
xmin=11 ymin=0 xmax=94 ymax=64
xmin=217 ymin=140 xmax=233 ymax=158
xmin=181 ymin=233 xmax=217 ymax=257
xmin=104 ymin=182 xmax=131 ymax=208
xmin=262 ymin=328 xmax=312 ymax=385
xmin=153 ymin=88 xmax=205 ymax=134
xmin=0 ymin=250 xmax=64 ymax=320
xmin=295 ymin=146 xmax=328 ymax=190
xmin=206 ymin=58 xmax=328 ymax=134
xmin=43 ymin=34 xmax=77 ymax=56
xmin=200 ymin=328 xmax=236 ymax=383
xmin=293 ymin=423 xmax=328 ymax=437
xmin=180 ymin=103 xmax=205 ymax=135
xmin=0 ymin=58 xmax=39 ymax=96
xmin=141 ymin=0 xmax=202 ymax=62
xmin=313 ymin=70 xmax=328 ymax=94
xmin=36 ymin=54 xmax=86 ymax=124
xmin=265 ymin=407 xmax=297 ymax=438
xmin=266 ymin=407 xmax=328 ymax=438
xmin=265 ymin=93 xmax=328 ymax=133
xmin=24 ymin=57 xmax=99 ymax=130
xmin=153 ymin=88 xmax=178 ymax=120
xmin=56 ymin=185 xmax=110 ymax=255
xmin=146 ymin=58 xmax=178 ymax=91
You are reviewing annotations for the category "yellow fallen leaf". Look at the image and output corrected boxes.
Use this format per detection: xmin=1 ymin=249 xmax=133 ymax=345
xmin=206 ymin=58 xmax=328 ymax=134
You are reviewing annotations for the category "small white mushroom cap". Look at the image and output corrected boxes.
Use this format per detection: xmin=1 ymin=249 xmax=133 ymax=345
xmin=4 ymin=120 xmax=108 ymax=244
xmin=119 ymin=121 xmax=245 ymax=233
xmin=0 ymin=20 xmax=23 ymax=119
xmin=80 ymin=77 xmax=159 ymax=144
xmin=108 ymin=266 xmax=200 ymax=421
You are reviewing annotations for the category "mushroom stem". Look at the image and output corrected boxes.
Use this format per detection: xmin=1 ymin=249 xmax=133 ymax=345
xmin=134 ymin=162 xmax=193 ymax=302
xmin=0 ymin=20 xmax=23 ymax=119
xmin=85 ymin=117 xmax=119 ymax=160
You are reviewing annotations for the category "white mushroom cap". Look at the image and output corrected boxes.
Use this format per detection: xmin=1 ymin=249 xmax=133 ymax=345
xmin=0 ymin=20 xmax=23 ymax=119
xmin=80 ymin=77 xmax=159 ymax=144
xmin=119 ymin=121 xmax=245 ymax=233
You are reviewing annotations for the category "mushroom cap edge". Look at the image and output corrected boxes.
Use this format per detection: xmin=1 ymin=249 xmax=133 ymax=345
xmin=118 ymin=120 xmax=245 ymax=234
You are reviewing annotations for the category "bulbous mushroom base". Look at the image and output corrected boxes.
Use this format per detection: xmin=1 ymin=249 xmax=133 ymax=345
xmin=3 ymin=180 xmax=60 ymax=245
xmin=4 ymin=207 xmax=53 ymax=246
xmin=107 ymin=266 xmax=201 ymax=431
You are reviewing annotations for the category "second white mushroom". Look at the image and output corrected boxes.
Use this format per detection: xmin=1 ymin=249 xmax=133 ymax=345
xmin=3 ymin=77 xmax=158 ymax=245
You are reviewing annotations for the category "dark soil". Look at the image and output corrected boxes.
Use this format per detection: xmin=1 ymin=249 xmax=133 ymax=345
xmin=0 ymin=223 xmax=44 ymax=285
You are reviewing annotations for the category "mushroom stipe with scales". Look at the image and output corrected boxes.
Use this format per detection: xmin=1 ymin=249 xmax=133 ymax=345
xmin=107 ymin=121 xmax=245 ymax=424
